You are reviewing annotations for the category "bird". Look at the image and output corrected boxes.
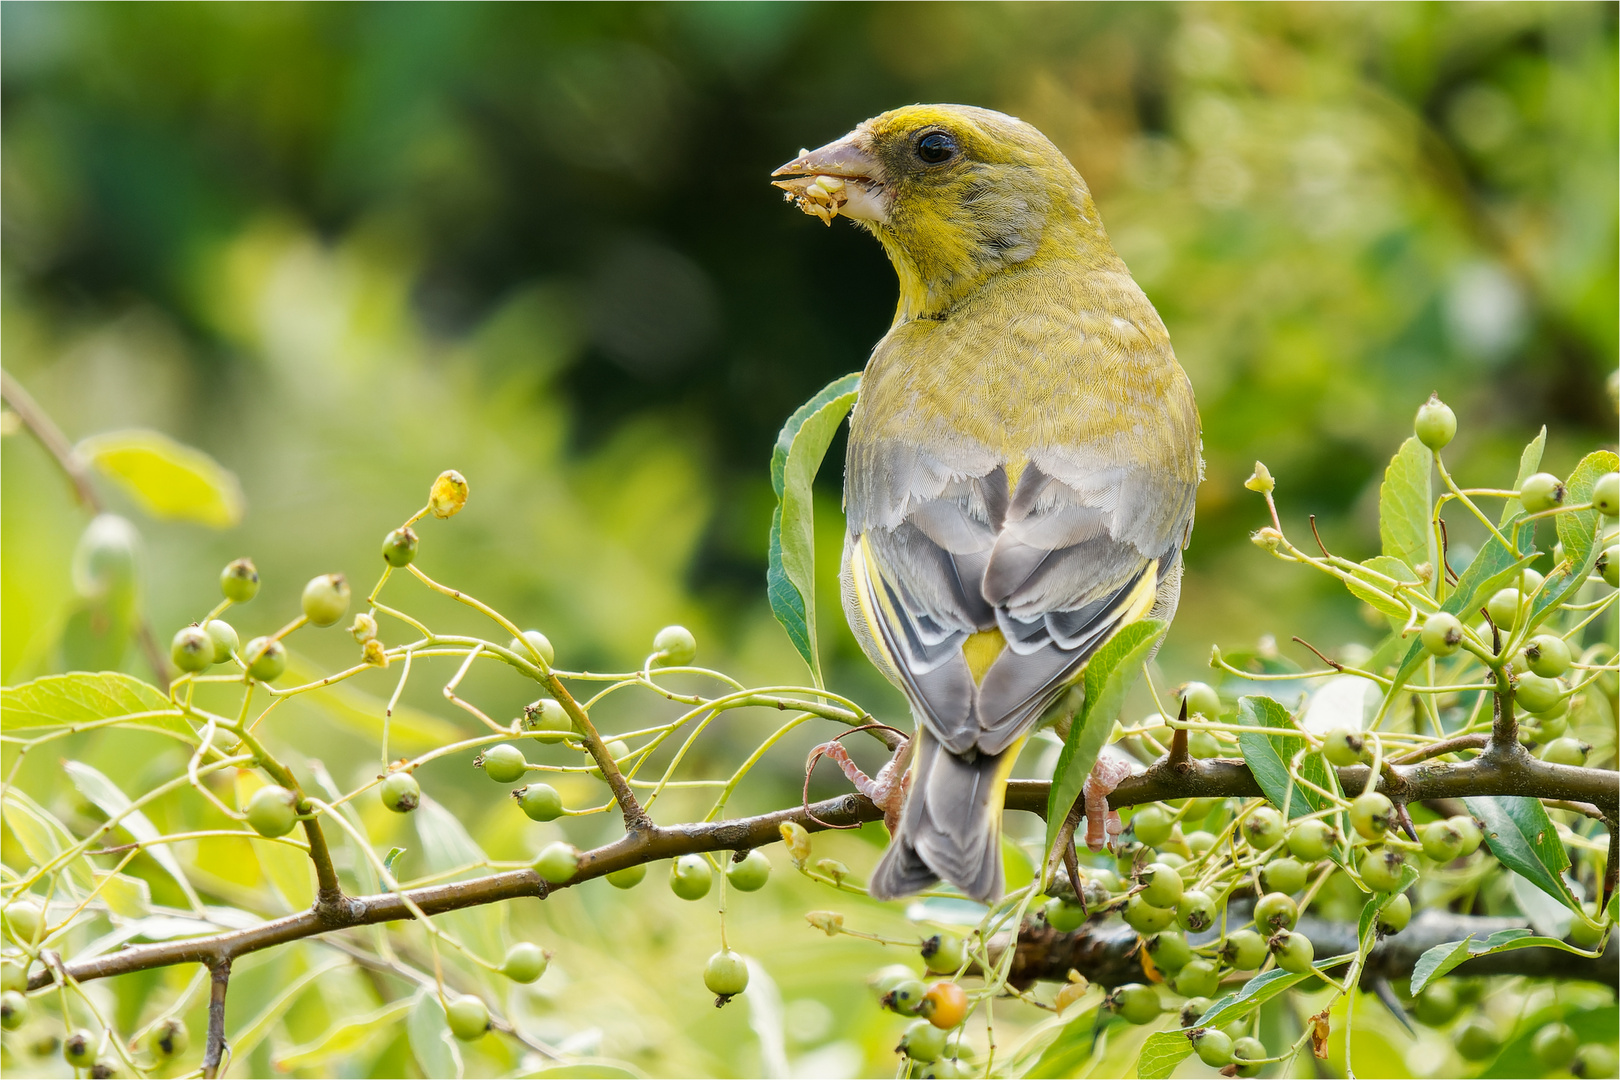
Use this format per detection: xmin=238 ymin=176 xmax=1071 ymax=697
xmin=772 ymin=104 xmax=1202 ymax=903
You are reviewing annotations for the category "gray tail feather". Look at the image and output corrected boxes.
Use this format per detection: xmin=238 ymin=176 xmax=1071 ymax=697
xmin=869 ymin=728 xmax=1006 ymax=903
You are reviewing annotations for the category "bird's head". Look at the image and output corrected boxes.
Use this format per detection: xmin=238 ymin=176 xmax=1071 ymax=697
xmin=774 ymin=104 xmax=1115 ymax=319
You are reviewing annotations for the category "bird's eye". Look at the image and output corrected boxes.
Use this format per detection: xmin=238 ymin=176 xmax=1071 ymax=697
xmin=915 ymin=131 xmax=957 ymax=165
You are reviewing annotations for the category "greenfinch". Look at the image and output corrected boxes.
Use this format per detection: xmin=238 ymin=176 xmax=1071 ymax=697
xmin=774 ymin=105 xmax=1201 ymax=902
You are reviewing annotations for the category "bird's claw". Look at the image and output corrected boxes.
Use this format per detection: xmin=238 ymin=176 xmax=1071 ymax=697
xmin=1082 ymin=756 xmax=1132 ymax=853
xmin=805 ymin=732 xmax=910 ymax=833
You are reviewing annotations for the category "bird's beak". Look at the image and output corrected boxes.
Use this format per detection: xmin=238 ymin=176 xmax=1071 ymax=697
xmin=772 ymin=133 xmax=889 ymax=225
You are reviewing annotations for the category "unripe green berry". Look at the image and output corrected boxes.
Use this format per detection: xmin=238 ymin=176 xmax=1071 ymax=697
xmin=1421 ymin=613 xmax=1464 ymax=657
xmin=171 ymin=625 xmax=214 ymax=673
xmin=1532 ymin=1023 xmax=1579 ymax=1069
xmin=1515 ymin=672 xmax=1565 ymax=714
xmin=205 ymin=619 xmax=238 ymax=664
xmin=1287 ymin=819 xmax=1336 ymax=862
xmin=1322 ymin=727 xmax=1367 ymax=767
xmin=534 ymin=842 xmax=580 ymax=884
xmin=1377 ymin=893 xmax=1411 ymax=935
xmin=1043 ymin=897 xmax=1084 ymax=932
xmin=477 ymin=743 xmax=528 ymax=784
xmin=1114 ymin=841 xmax=1145 ymax=878
xmin=1124 ymin=894 xmax=1175 ymax=934
xmin=1413 ymin=980 xmax=1458 ymax=1026
xmin=1519 ymin=472 xmax=1567 ymax=514
xmin=1414 ymin=394 xmax=1456 ymax=450
xmin=382 ymin=526 xmax=419 ymax=567
xmin=1138 ymin=862 xmax=1183 ymax=909
xmin=1183 ymin=830 xmax=1216 ymax=854
xmin=727 ymin=849 xmax=772 ymax=893
xmin=1241 ymin=807 xmax=1284 ymax=850
xmin=921 ymin=932 xmax=967 ymax=975
xmin=220 ymin=558 xmax=260 ymax=603
xmin=1254 ymin=892 xmax=1298 ymax=932
xmin=301 ymin=573 xmax=351 ymax=627
xmin=1269 ymin=929 xmax=1314 ymax=974
xmin=1359 ymin=847 xmax=1407 ymax=893
xmin=1594 ymin=472 xmax=1620 ymax=517
xmin=243 ymin=637 xmax=287 ymax=682
xmin=900 ymin=1018 xmax=947 ymax=1062
xmin=1420 ymin=820 xmax=1463 ymax=862
xmin=3 ymin=900 xmax=41 ymax=945
xmin=1146 ymin=931 xmax=1193 ymax=974
xmin=1172 ymin=959 xmax=1220 ymax=999
xmin=1193 ymin=1027 xmax=1234 ymax=1068
xmin=606 ymin=863 xmax=646 ymax=889
xmin=380 ymin=772 xmax=420 ymax=813
xmin=1131 ymin=805 xmax=1174 ymax=848
xmin=1187 ymin=730 xmax=1223 ymax=759
xmin=1087 ymin=867 xmax=1122 ymax=894
xmin=1177 ymin=890 xmax=1217 ymax=933
xmin=1600 ymin=545 xmax=1619 ymax=588
xmin=1574 ymin=1043 xmax=1619 ymax=1078
xmin=1221 ymin=928 xmax=1269 ymax=971
xmin=1486 ymin=587 xmax=1522 ymax=630
xmin=246 ymin=785 xmax=299 ymax=838
xmin=1111 ymin=983 xmax=1161 ymax=1025
xmin=511 ymin=629 xmax=555 ymax=667
xmin=514 ymin=783 xmax=563 ymax=821
xmin=885 ymin=979 xmax=927 ymax=1016
xmin=1180 ymin=997 xmax=1211 ymax=1027
xmin=446 ymin=996 xmax=489 ymax=1041
xmin=1232 ymin=1036 xmax=1267 ymax=1078
xmin=669 ymin=854 xmax=712 ymax=900
xmin=1525 ymin=634 xmax=1572 ymax=678
xmin=521 ymin=698 xmax=573 ymax=740
xmin=501 ymin=942 xmax=549 ymax=983
xmin=1450 ymin=815 xmax=1483 ymax=856
xmin=1182 ymin=681 xmax=1221 ymax=720
xmin=1541 ymin=737 xmax=1590 ymax=767
xmin=1349 ymin=792 xmax=1393 ymax=840
xmin=64 ymin=1028 xmax=96 ymax=1068
xmin=1260 ymin=857 xmax=1307 ymax=895
xmin=1455 ymin=1017 xmax=1501 ymax=1060
xmin=1 ymin=991 xmax=26 ymax=1031
xmin=651 ymin=625 xmax=697 ymax=666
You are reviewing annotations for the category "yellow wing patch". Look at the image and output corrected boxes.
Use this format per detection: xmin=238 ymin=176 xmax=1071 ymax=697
xmin=962 ymin=629 xmax=1006 ymax=685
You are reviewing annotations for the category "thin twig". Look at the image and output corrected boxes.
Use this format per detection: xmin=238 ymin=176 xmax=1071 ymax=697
xmin=202 ymin=957 xmax=231 ymax=1079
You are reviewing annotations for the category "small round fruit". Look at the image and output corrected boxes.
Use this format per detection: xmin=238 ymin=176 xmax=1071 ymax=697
xmin=1541 ymin=737 xmax=1590 ymax=767
xmin=1288 ymin=820 xmax=1336 ymax=862
xmin=1532 ymin=1023 xmax=1579 ymax=1069
xmin=1242 ymin=806 xmax=1284 ymax=850
xmin=1322 ymin=727 xmax=1367 ymax=768
xmin=1114 ymin=842 xmax=1146 ymax=878
xmin=1182 ymin=681 xmax=1221 ymax=720
xmin=205 ymin=619 xmax=238 ymax=664
xmin=382 ymin=526 xmax=419 ymax=567
xmin=1124 ymin=895 xmax=1175 ymax=934
xmin=1269 ymin=930 xmax=1314 ymax=974
xmin=726 ymin=849 xmax=771 ymax=893
xmin=1519 ymin=473 xmax=1567 ymax=514
xmin=534 ymin=842 xmax=580 ymax=884
xmin=246 ymin=785 xmax=299 ymax=838
xmin=243 ymin=637 xmax=287 ymax=682
xmin=1421 ymin=612 xmax=1464 ymax=657
xmin=1112 ymin=983 xmax=1161 ymax=1025
xmin=1349 ymin=792 xmax=1393 ymax=840
xmin=1146 ymin=931 xmax=1193 ymax=973
xmin=1 ymin=957 xmax=27 ymax=992
xmin=1254 ymin=892 xmax=1298 ymax=932
xmin=922 ymin=933 xmax=966 ymax=975
xmin=1414 ymin=394 xmax=1456 ymax=450
xmin=220 ymin=558 xmax=260 ymax=603
xmin=380 ymin=772 xmax=420 ymax=813
xmin=900 ymin=1019 xmax=948 ymax=1062
xmin=1177 ymin=890 xmax=1217 ymax=933
xmin=446 ymin=996 xmax=489 ymax=1041
xmin=1360 ymin=848 xmax=1407 ymax=893
xmin=1194 ymin=1028 xmax=1234 ymax=1068
xmin=1180 ymin=998 xmax=1211 ymax=1027
xmin=1184 ymin=830 xmax=1216 ymax=854
xmin=1377 ymin=893 xmax=1411 ymax=935
xmin=1450 ymin=815 xmax=1483 ymax=856
xmin=64 ymin=1028 xmax=96 ymax=1068
xmin=606 ymin=863 xmax=646 ymax=889
xmin=1260 ymin=857 xmax=1307 ymax=895
xmin=301 ymin=573 xmax=351 ymax=627
xmin=1455 ymin=1017 xmax=1501 ymax=1061
xmin=1043 ymin=897 xmax=1084 ymax=933
xmin=171 ymin=625 xmax=213 ymax=673
xmin=1413 ymin=980 xmax=1458 ymax=1026
xmin=886 ymin=979 xmax=927 ymax=1016
xmin=670 ymin=854 xmax=713 ymax=900
xmin=500 ymin=941 xmax=549 ymax=984
xmin=1088 ymin=867 xmax=1122 ymax=894
xmin=651 ymin=625 xmax=697 ymax=666
xmin=477 ymin=743 xmax=527 ymax=784
xmin=1172 ymin=959 xmax=1220 ymax=999
xmin=1421 ymin=820 xmax=1464 ymax=862
xmin=4 ymin=899 xmax=43 ymax=944
xmin=514 ymin=783 xmax=563 ymax=822
xmin=1221 ymin=929 xmax=1268 ymax=971
xmin=1187 ymin=730 xmax=1223 ymax=759
xmin=1131 ymin=805 xmax=1174 ymax=847
xmin=145 ymin=1017 xmax=187 ymax=1060
xmin=1139 ymin=862 xmax=1184 ymax=908
xmin=1515 ymin=672 xmax=1565 ymax=715
xmin=0 ymin=991 xmax=26 ymax=1031
xmin=522 ymin=698 xmax=573 ymax=740
xmin=511 ymin=629 xmax=555 ymax=667
xmin=1525 ymin=634 xmax=1572 ymax=678
xmin=1232 ymin=1036 xmax=1267 ymax=1078
xmin=1594 ymin=471 xmax=1620 ymax=517
xmin=1486 ymin=587 xmax=1522 ymax=631
xmin=922 ymin=980 xmax=969 ymax=1029
xmin=1574 ymin=1043 xmax=1619 ymax=1079
xmin=1601 ymin=546 xmax=1619 ymax=589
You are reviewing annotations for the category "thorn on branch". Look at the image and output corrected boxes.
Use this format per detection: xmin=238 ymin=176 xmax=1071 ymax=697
xmin=1167 ymin=700 xmax=1191 ymax=768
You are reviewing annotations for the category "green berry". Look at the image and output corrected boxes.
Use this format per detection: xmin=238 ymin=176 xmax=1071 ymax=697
xmin=1541 ymin=737 xmax=1590 ymax=767
xmin=380 ymin=772 xmax=420 ymax=813
xmin=669 ymin=854 xmax=713 ymax=900
xmin=1378 ymin=892 xmax=1412 ymax=935
xmin=1600 ymin=546 xmax=1619 ymax=588
xmin=1519 ymin=472 xmax=1566 ymax=514
xmin=1179 ymin=997 xmax=1211 ymax=1027
xmin=1254 ymin=892 xmax=1298 ymax=932
xmin=446 ymin=996 xmax=489 ymax=1041
xmin=1241 ymin=807 xmax=1284 ymax=850
xmin=1043 ymin=897 xmax=1084 ymax=932
xmin=64 ymin=1028 xmax=96 ymax=1068
xmin=1287 ymin=820 xmax=1336 ymax=862
xmin=1421 ymin=613 xmax=1464 ymax=657
xmin=1413 ymin=980 xmax=1458 ymax=1026
xmin=1146 ymin=931 xmax=1193 ymax=974
xmin=900 ymin=1018 xmax=947 ymax=1062
xmin=727 ymin=849 xmax=772 ymax=893
xmin=1194 ymin=1027 xmax=1234 ymax=1068
xmin=511 ymin=630 xmax=555 ymax=667
xmin=1450 ymin=815 xmax=1483 ymax=856
xmin=0 ymin=992 xmax=25 ymax=1031
xmin=243 ymin=636 xmax=287 ymax=682
xmin=1455 ymin=1017 xmax=1500 ymax=1061
xmin=501 ymin=942 xmax=549 ymax=983
xmin=521 ymin=698 xmax=573 ymax=741
xmin=1114 ymin=842 xmax=1146 ymax=878
xmin=1172 ymin=959 xmax=1220 ymax=999
xmin=1111 ymin=983 xmax=1161 ymax=1025
xmin=1232 ymin=1036 xmax=1267 ymax=1078
xmin=1532 ymin=1023 xmax=1579 ymax=1069
xmin=1221 ymin=928 xmax=1268 ymax=971
xmin=1131 ymin=805 xmax=1173 ymax=847
xmin=1183 ymin=830 xmax=1216 ymax=854
xmin=301 ymin=573 xmax=351 ymax=627
xmin=1124 ymin=894 xmax=1175 ymax=934
xmin=1187 ymin=730 xmax=1223 ymax=759
xmin=1524 ymin=633 xmax=1572 ymax=678
xmin=534 ymin=842 xmax=580 ymax=884
xmin=1486 ymin=587 xmax=1522 ymax=630
xmin=1087 ymin=867 xmax=1122 ymax=894
xmin=1349 ymin=792 xmax=1393 ymax=840
xmin=1515 ymin=672 xmax=1564 ymax=714
xmin=1322 ymin=727 xmax=1367 ymax=767
xmin=1594 ymin=472 xmax=1620 ymax=517
xmin=220 ymin=558 xmax=260 ymax=603
xmin=587 ymin=739 xmax=630 ymax=780
xmin=514 ymin=783 xmax=563 ymax=821
xmin=1138 ymin=862 xmax=1183 ymax=909
xmin=606 ymin=863 xmax=646 ymax=889
xmin=1260 ymin=857 xmax=1307 ymax=895
xmin=1182 ymin=681 xmax=1221 ymax=720
xmin=1 ymin=958 xmax=27 ymax=992
xmin=885 ymin=979 xmax=927 ymax=1016
xmin=246 ymin=785 xmax=299 ymax=838
xmin=477 ymin=743 xmax=528 ymax=784
xmin=1414 ymin=394 xmax=1456 ymax=451
xmin=651 ymin=625 xmax=697 ymax=666
xmin=171 ymin=625 xmax=214 ymax=673
xmin=1269 ymin=929 xmax=1314 ymax=974
xmin=1420 ymin=819 xmax=1463 ymax=862
xmin=1359 ymin=847 xmax=1407 ymax=893
xmin=1177 ymin=890 xmax=1217 ymax=933
xmin=205 ymin=619 xmax=238 ymax=664
xmin=922 ymin=932 xmax=967 ymax=975
xmin=1568 ymin=902 xmax=1606 ymax=948
xmin=4 ymin=899 xmax=43 ymax=945
xmin=1574 ymin=1043 xmax=1619 ymax=1078
xmin=382 ymin=526 xmax=419 ymax=567
xmin=1525 ymin=712 xmax=1569 ymax=743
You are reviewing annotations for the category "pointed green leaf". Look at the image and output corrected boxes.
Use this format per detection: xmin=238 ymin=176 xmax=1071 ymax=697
xmin=1199 ymin=962 xmax=1332 ymax=1027
xmin=65 ymin=760 xmax=200 ymax=908
xmin=1 ymin=672 xmax=192 ymax=741
xmin=1410 ymin=927 xmax=1586 ymax=995
xmin=407 ymin=990 xmax=462 ymax=1080
xmin=1379 ymin=436 xmax=1436 ymax=585
xmin=1463 ymin=795 xmax=1578 ymax=911
xmin=1499 ymin=427 xmax=1546 ymax=525
xmin=1235 ymin=695 xmax=1329 ymax=820
xmin=1557 ymin=450 xmax=1619 ymax=572
xmin=78 ymin=429 xmax=244 ymax=528
xmin=1136 ymin=1029 xmax=1193 ymax=1080
xmin=1344 ymin=556 xmax=1423 ymax=619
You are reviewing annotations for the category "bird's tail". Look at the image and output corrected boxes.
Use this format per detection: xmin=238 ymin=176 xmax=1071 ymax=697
xmin=868 ymin=726 xmax=1011 ymax=903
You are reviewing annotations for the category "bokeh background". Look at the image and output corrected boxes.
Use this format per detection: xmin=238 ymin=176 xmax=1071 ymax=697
xmin=2 ymin=4 xmax=1616 ymax=1078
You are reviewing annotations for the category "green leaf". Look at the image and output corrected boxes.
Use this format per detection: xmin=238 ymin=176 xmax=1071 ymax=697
xmin=1463 ymin=795 xmax=1578 ymax=911
xmin=766 ymin=373 xmax=860 ymax=681
xmin=415 ymin=796 xmax=503 ymax=962
xmin=78 ymin=428 xmax=245 ymax=528
xmin=1235 ymin=695 xmax=1329 ymax=820
xmin=1356 ymin=862 xmax=1421 ymax=945
xmin=1043 ymin=620 xmax=1165 ymax=860
xmin=407 ymin=990 xmax=462 ymax=1080
xmin=1499 ymin=427 xmax=1546 ymax=525
xmin=1379 ymin=436 xmax=1436 ymax=585
xmin=1481 ymin=1004 xmax=1619 ymax=1079
xmin=1557 ymin=449 xmax=1619 ymax=572
xmin=1409 ymin=927 xmax=1588 ymax=995
xmin=1001 ymin=998 xmax=1102 ymax=1079
xmin=275 ymin=999 xmax=413 ymax=1071
xmin=1 ymin=672 xmax=192 ymax=741
xmin=1344 ymin=555 xmax=1423 ymax=619
xmin=1199 ymin=962 xmax=1335 ymax=1027
xmin=64 ymin=760 xmax=201 ymax=909
xmin=1136 ymin=1029 xmax=1193 ymax=1080
xmin=383 ymin=847 xmax=406 ymax=875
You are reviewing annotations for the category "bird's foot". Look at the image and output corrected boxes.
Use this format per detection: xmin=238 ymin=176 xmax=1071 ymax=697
xmin=805 ymin=733 xmax=911 ymax=834
xmin=1081 ymin=756 xmax=1132 ymax=853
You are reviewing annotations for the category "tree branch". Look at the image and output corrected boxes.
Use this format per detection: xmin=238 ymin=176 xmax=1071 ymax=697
xmin=202 ymin=957 xmax=231 ymax=1079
